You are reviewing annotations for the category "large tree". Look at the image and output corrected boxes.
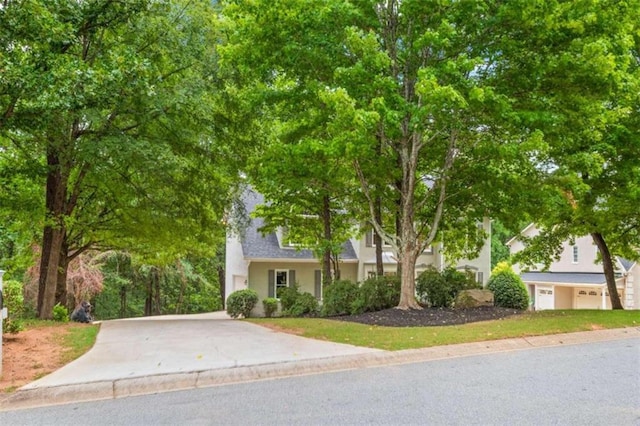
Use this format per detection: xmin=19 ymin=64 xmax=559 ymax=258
xmin=1 ymin=0 xmax=240 ymax=318
xmin=220 ymin=0 xmax=537 ymax=309
xmin=489 ymin=0 xmax=640 ymax=309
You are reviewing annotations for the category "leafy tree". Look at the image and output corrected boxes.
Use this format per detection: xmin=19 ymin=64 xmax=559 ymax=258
xmin=488 ymin=0 xmax=640 ymax=309
xmin=0 ymin=1 xmax=240 ymax=318
xmin=220 ymin=1 xmax=539 ymax=310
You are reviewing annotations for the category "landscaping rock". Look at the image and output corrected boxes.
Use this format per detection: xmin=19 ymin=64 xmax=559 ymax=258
xmin=454 ymin=289 xmax=494 ymax=309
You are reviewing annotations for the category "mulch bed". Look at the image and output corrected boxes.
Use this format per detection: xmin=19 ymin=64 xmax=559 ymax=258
xmin=331 ymin=306 xmax=524 ymax=327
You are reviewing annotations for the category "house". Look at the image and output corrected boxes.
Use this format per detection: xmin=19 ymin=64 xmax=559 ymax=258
xmin=507 ymin=224 xmax=639 ymax=310
xmin=225 ymin=190 xmax=492 ymax=315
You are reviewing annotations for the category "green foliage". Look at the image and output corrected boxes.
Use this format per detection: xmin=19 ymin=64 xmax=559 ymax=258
xmin=93 ymin=252 xmax=222 ymax=320
xmin=226 ymin=289 xmax=259 ymax=319
xmin=277 ymin=285 xmax=300 ymax=312
xmin=321 ymin=279 xmax=360 ymax=316
xmin=2 ymin=279 xmax=25 ymax=334
xmin=262 ymin=297 xmax=278 ymax=318
xmin=52 ymin=303 xmax=69 ymax=323
xmin=487 ymin=263 xmax=529 ymax=310
xmin=286 ymin=292 xmax=319 ymax=317
xmin=350 ymin=276 xmax=400 ymax=315
xmin=416 ymin=267 xmax=480 ymax=308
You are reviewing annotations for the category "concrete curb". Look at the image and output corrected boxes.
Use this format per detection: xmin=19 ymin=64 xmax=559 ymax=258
xmin=1 ymin=327 xmax=638 ymax=411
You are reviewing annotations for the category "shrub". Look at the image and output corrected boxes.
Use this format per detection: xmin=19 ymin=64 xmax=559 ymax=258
xmin=416 ymin=267 xmax=479 ymax=308
xmin=286 ymin=292 xmax=319 ymax=317
xmin=486 ymin=262 xmax=529 ymax=310
xmin=53 ymin=303 xmax=69 ymax=322
xmin=321 ymin=280 xmax=360 ymax=316
xmin=2 ymin=279 xmax=25 ymax=334
xmin=226 ymin=289 xmax=259 ymax=318
xmin=350 ymin=275 xmax=400 ymax=315
xmin=277 ymin=285 xmax=300 ymax=312
xmin=262 ymin=297 xmax=278 ymax=318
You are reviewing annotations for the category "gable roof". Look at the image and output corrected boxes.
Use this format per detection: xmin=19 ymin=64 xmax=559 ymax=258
xmin=617 ymin=257 xmax=637 ymax=272
xmin=239 ymin=189 xmax=358 ymax=261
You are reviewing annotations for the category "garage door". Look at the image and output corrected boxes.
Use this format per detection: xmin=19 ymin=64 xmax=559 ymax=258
xmin=575 ymin=288 xmax=602 ymax=309
xmin=536 ymin=286 xmax=554 ymax=310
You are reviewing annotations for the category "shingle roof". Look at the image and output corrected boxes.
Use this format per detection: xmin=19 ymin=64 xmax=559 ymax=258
xmin=520 ymin=272 xmax=607 ymax=285
xmin=240 ymin=190 xmax=358 ymax=261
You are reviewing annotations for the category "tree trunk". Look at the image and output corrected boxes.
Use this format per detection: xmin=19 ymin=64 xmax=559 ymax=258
xmin=38 ymin=150 xmax=68 ymax=319
xmin=144 ymin=271 xmax=153 ymax=316
xmin=322 ymin=194 xmax=333 ymax=285
xmin=398 ymin=248 xmax=421 ymax=309
xmin=176 ymin=260 xmax=187 ymax=314
xmin=374 ymin=196 xmax=384 ymax=276
xmin=154 ymin=268 xmax=161 ymax=315
xmin=217 ymin=264 xmax=225 ymax=309
xmin=55 ymin=240 xmax=70 ymax=309
xmin=591 ymin=232 xmax=624 ymax=310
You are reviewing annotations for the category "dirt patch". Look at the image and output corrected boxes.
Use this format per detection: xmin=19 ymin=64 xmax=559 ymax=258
xmin=331 ymin=306 xmax=524 ymax=327
xmin=1 ymin=324 xmax=78 ymax=393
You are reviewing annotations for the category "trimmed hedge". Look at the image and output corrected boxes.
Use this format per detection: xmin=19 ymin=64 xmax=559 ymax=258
xmin=487 ymin=262 xmax=529 ymax=310
xmin=321 ymin=280 xmax=360 ymax=316
xmin=262 ymin=297 xmax=278 ymax=318
xmin=350 ymin=275 xmax=400 ymax=315
xmin=226 ymin=289 xmax=259 ymax=318
xmin=416 ymin=266 xmax=479 ymax=308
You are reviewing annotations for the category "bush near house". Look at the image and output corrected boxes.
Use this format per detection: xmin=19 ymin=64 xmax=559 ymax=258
xmin=226 ymin=289 xmax=259 ymax=318
xmin=321 ymin=280 xmax=360 ymax=316
xmin=278 ymin=285 xmax=300 ymax=312
xmin=262 ymin=297 xmax=278 ymax=318
xmin=286 ymin=292 xmax=319 ymax=317
xmin=2 ymin=279 xmax=25 ymax=334
xmin=416 ymin=266 xmax=479 ymax=308
xmin=350 ymin=275 xmax=400 ymax=315
xmin=487 ymin=262 xmax=529 ymax=310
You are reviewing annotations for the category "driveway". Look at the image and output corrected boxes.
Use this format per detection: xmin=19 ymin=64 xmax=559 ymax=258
xmin=23 ymin=312 xmax=381 ymax=389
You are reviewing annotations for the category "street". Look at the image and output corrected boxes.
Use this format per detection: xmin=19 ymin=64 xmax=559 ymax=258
xmin=2 ymin=337 xmax=639 ymax=425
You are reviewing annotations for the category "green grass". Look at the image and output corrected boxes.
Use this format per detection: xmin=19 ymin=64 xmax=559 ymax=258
xmin=18 ymin=319 xmax=100 ymax=362
xmin=247 ymin=310 xmax=640 ymax=351
xmin=59 ymin=323 xmax=100 ymax=363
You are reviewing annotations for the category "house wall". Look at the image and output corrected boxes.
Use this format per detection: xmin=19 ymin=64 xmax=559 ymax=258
xmin=554 ymin=286 xmax=573 ymax=309
xmin=354 ymin=217 xmax=491 ymax=284
xmin=247 ymin=261 xmax=359 ymax=315
xmin=549 ymin=236 xmax=601 ymax=273
xmin=626 ymin=266 xmax=638 ymax=309
xmin=225 ymin=235 xmax=249 ymax=303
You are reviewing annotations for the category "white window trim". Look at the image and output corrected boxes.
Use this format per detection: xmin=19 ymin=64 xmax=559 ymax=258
xmin=275 ymin=269 xmax=289 ymax=299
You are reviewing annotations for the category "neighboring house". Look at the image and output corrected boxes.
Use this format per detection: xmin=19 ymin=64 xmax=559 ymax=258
xmin=225 ymin=190 xmax=492 ymax=315
xmin=507 ymin=224 xmax=639 ymax=310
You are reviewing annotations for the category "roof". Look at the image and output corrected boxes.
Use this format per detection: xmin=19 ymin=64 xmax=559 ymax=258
xmin=239 ymin=189 xmax=358 ymax=261
xmin=520 ymin=271 xmax=614 ymax=285
xmin=617 ymin=257 xmax=637 ymax=272
xmin=363 ymin=251 xmax=397 ymax=265
xmin=505 ymin=223 xmax=535 ymax=246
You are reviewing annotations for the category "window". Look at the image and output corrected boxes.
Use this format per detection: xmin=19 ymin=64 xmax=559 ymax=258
xmin=275 ymin=269 xmax=288 ymax=298
xmin=572 ymin=245 xmax=579 ymax=263
xmin=368 ymin=229 xmax=391 ymax=248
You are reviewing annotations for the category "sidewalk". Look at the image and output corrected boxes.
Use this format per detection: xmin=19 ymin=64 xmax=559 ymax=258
xmin=1 ymin=312 xmax=638 ymax=411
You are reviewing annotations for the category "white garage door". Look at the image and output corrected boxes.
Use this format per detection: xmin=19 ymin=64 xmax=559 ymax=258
xmin=536 ymin=286 xmax=554 ymax=310
xmin=575 ymin=288 xmax=602 ymax=309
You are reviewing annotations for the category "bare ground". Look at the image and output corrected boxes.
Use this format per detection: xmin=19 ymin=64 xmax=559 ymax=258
xmin=1 ymin=323 xmax=80 ymax=393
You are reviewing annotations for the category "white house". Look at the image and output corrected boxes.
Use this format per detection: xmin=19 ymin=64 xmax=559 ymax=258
xmin=225 ymin=190 xmax=491 ymax=315
xmin=507 ymin=224 xmax=639 ymax=310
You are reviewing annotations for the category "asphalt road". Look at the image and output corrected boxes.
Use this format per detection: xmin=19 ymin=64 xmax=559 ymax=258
xmin=2 ymin=337 xmax=639 ymax=425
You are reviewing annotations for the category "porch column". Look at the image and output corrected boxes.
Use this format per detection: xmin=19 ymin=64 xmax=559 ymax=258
xmin=601 ymin=284 xmax=606 ymax=310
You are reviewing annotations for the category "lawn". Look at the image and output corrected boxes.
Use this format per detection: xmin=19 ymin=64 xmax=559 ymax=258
xmin=248 ymin=310 xmax=640 ymax=351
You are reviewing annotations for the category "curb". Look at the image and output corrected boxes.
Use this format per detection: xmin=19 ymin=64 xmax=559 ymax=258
xmin=1 ymin=327 xmax=638 ymax=411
